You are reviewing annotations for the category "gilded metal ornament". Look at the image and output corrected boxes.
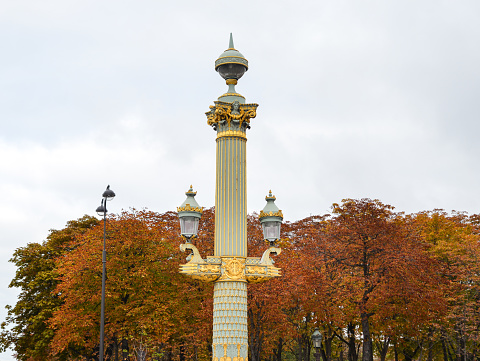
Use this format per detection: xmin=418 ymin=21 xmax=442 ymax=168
xmin=177 ymin=203 xmax=203 ymax=214
xmin=206 ymin=101 xmax=258 ymax=129
xmin=222 ymin=257 xmax=245 ymax=280
xmin=258 ymin=209 xmax=284 ymax=218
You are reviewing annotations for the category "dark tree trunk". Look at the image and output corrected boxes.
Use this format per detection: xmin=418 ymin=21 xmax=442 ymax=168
xmin=163 ymin=350 xmax=172 ymax=361
xmin=114 ymin=338 xmax=119 ymax=361
xmin=248 ymin=302 xmax=265 ymax=361
xmin=121 ymin=338 xmax=129 ymax=361
xmin=272 ymin=337 xmax=283 ymax=361
xmin=402 ymin=342 xmax=420 ymax=361
xmin=360 ymin=305 xmax=372 ymax=361
xmin=375 ymin=337 xmax=390 ymax=361
xmin=179 ymin=345 xmax=185 ymax=361
xmin=347 ymin=323 xmax=359 ymax=361
xmin=442 ymin=338 xmax=449 ymax=361
xmin=426 ymin=328 xmax=434 ymax=361
xmin=323 ymin=339 xmax=331 ymax=361
xmin=322 ymin=330 xmax=335 ymax=361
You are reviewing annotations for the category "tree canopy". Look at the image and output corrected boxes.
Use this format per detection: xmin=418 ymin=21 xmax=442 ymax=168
xmin=1 ymin=199 xmax=479 ymax=361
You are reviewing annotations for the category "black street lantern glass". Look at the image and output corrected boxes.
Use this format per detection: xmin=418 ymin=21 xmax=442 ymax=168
xmin=103 ymin=185 xmax=116 ymax=200
xmin=312 ymin=328 xmax=323 ymax=349
xmin=96 ymin=202 xmax=107 ymax=216
xmin=96 ymin=185 xmax=115 ymax=216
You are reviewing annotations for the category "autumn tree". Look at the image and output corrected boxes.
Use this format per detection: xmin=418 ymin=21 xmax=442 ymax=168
xmin=49 ymin=209 xmax=214 ymax=361
xmin=0 ymin=215 xmax=99 ymax=361
xmin=4 ymin=201 xmax=479 ymax=361
xmin=414 ymin=210 xmax=480 ymax=361
xmin=317 ymin=199 xmax=446 ymax=361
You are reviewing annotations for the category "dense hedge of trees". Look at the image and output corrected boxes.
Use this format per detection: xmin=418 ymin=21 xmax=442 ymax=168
xmin=1 ymin=199 xmax=479 ymax=361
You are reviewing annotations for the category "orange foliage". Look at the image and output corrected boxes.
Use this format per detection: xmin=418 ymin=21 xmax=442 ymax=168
xmin=49 ymin=209 xmax=213 ymax=360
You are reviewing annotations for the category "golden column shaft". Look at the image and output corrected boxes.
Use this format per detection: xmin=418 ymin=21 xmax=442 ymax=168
xmin=214 ymin=133 xmax=247 ymax=257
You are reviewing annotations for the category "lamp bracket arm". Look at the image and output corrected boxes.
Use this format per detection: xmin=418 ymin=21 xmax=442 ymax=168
xmin=259 ymin=246 xmax=282 ymax=266
xmin=180 ymin=243 xmax=206 ymax=264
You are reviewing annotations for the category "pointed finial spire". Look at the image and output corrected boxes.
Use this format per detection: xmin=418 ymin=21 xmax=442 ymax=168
xmin=266 ymin=190 xmax=276 ymax=200
xmin=185 ymin=185 xmax=197 ymax=196
xmin=229 ymin=33 xmax=234 ymax=49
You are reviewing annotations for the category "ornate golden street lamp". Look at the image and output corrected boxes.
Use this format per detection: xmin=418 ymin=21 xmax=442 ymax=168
xmin=177 ymin=34 xmax=283 ymax=361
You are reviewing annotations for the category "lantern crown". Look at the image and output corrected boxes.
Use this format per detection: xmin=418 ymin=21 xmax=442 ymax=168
xmin=259 ymin=190 xmax=283 ymax=220
xmin=102 ymin=185 xmax=115 ymax=199
xmin=177 ymin=186 xmax=203 ymax=215
xmin=177 ymin=186 xmax=202 ymax=241
xmin=259 ymin=190 xmax=283 ymax=245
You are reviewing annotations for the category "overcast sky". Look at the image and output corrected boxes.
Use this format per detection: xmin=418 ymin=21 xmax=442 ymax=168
xmin=1 ymin=1 xmax=480 ymax=359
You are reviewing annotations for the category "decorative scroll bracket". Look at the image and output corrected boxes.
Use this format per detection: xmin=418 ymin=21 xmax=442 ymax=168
xmin=179 ymin=244 xmax=221 ymax=283
xmin=179 ymin=243 xmax=281 ymax=284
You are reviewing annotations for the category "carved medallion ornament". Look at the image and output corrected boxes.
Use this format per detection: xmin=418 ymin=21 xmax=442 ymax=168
xmin=222 ymin=257 xmax=245 ymax=280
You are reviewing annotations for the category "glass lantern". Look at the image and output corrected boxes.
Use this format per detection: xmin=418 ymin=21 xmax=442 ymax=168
xmin=259 ymin=191 xmax=283 ymax=246
xmin=312 ymin=328 xmax=323 ymax=349
xmin=177 ymin=186 xmax=203 ymax=242
xmin=179 ymin=215 xmax=200 ymax=239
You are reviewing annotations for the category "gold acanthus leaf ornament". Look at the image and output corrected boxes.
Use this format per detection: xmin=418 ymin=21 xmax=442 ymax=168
xmin=206 ymin=101 xmax=258 ymax=128
xmin=177 ymin=204 xmax=203 ymax=213
xmin=258 ymin=210 xmax=283 ymax=218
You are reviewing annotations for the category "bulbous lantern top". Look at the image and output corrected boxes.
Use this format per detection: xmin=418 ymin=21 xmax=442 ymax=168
xmin=259 ymin=191 xmax=283 ymax=245
xmin=215 ymin=33 xmax=248 ymax=81
xmin=177 ymin=186 xmax=203 ymax=241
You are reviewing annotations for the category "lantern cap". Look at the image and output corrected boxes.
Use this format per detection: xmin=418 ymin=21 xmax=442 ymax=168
xmin=259 ymin=190 xmax=283 ymax=221
xmin=102 ymin=185 xmax=115 ymax=199
xmin=96 ymin=203 xmax=107 ymax=216
xmin=177 ymin=185 xmax=203 ymax=217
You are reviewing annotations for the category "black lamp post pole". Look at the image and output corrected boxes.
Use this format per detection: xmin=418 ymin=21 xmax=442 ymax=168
xmin=315 ymin=347 xmax=321 ymax=361
xmin=99 ymin=199 xmax=106 ymax=361
xmin=96 ymin=185 xmax=115 ymax=361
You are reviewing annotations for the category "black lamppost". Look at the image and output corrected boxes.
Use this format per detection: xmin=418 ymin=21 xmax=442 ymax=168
xmin=312 ymin=328 xmax=323 ymax=361
xmin=96 ymin=185 xmax=115 ymax=361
